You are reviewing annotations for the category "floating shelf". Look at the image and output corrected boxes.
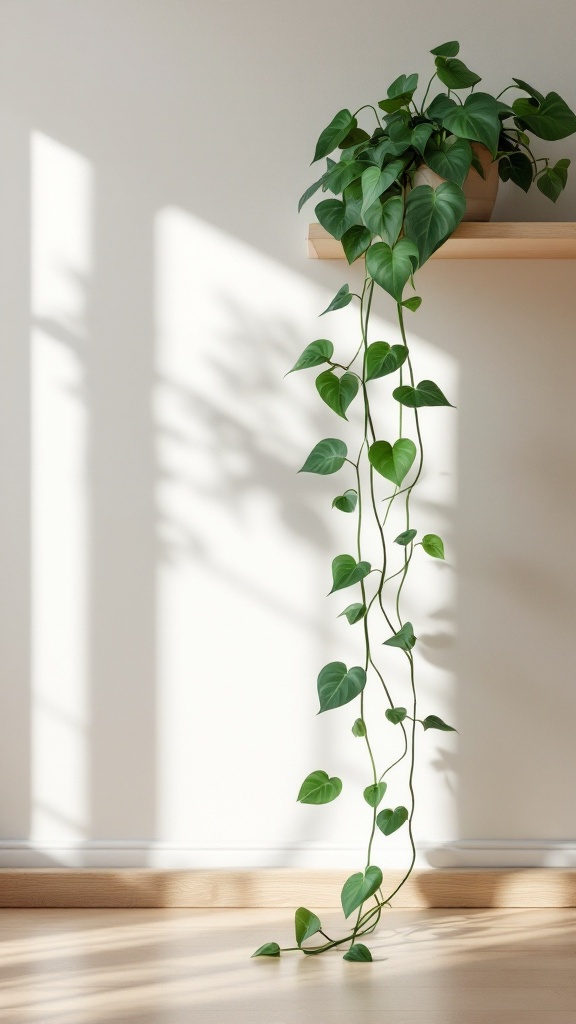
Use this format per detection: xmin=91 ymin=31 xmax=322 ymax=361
xmin=307 ymin=222 xmax=576 ymax=260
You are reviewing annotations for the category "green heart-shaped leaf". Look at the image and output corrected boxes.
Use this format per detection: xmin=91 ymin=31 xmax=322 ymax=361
xmin=368 ymin=439 xmax=416 ymax=486
xmin=365 ymin=342 xmax=392 ymax=379
xmin=393 ymin=379 xmax=454 ymax=408
xmin=317 ymin=662 xmax=366 ymax=712
xmin=289 ymin=339 xmax=334 ymax=373
xmin=316 ymin=370 xmax=359 ymax=419
xmin=320 ymin=284 xmax=353 ymax=316
xmin=402 ymin=296 xmax=422 ymax=312
xmin=356 ymin=143 xmax=387 ymax=169
xmin=315 ymin=198 xmax=360 ymax=241
xmin=352 ymin=718 xmax=366 ymax=737
xmin=343 ymin=943 xmax=373 ymax=962
xmin=426 ymin=94 xmax=458 ymax=122
xmin=405 ymin=183 xmax=466 ymax=265
xmin=252 ymin=942 xmax=281 ymax=957
xmin=537 ymin=160 xmax=570 ymax=202
xmin=383 ymin=621 xmax=416 ymax=651
xmin=362 ymin=194 xmax=403 ymax=244
xmin=323 ymin=159 xmax=365 ymax=195
xmin=332 ymin=489 xmax=358 ymax=513
xmin=387 ymin=116 xmax=414 ymax=155
xmin=295 ymin=907 xmax=322 ymax=946
xmin=340 ymin=180 xmax=364 ymax=232
xmin=422 ymin=533 xmax=445 ymax=559
xmin=387 ymin=73 xmax=419 ymax=100
xmin=513 ymin=92 xmax=576 ymax=141
xmin=498 ymin=151 xmax=533 ymax=192
xmin=361 ymin=161 xmax=405 ymax=213
xmin=299 ymin=438 xmax=347 ymax=475
xmin=297 ymin=769 xmax=343 ymax=803
xmin=378 ymin=96 xmax=412 ymax=114
xmin=362 ymin=196 xmax=386 ymax=235
xmin=411 ymin=123 xmax=434 ymax=156
xmin=339 ymin=603 xmax=366 ymax=625
xmin=423 ymin=136 xmax=472 ymax=187
xmin=395 ymin=529 xmax=417 ymax=546
xmin=435 ymin=56 xmax=481 ymax=90
xmin=341 ymin=225 xmax=372 ymax=263
xmin=430 ymin=40 xmax=460 ymax=57
xmin=330 ymin=554 xmax=371 ymax=593
xmin=385 ymin=706 xmax=408 ymax=724
xmin=365 ymin=342 xmax=408 ymax=381
xmin=512 ymin=78 xmax=545 ymax=104
xmin=313 ymin=109 xmax=357 ymax=162
xmin=366 ymin=239 xmax=419 ymax=302
xmin=379 ymin=195 xmax=404 ymax=246
xmin=422 ymin=714 xmax=457 ymax=732
xmin=361 ymin=166 xmax=387 ymax=211
xmin=339 ymin=126 xmax=371 ymax=149
xmin=443 ymin=93 xmax=502 ymax=156
xmin=376 ymin=806 xmax=409 ymax=836
xmin=363 ymin=781 xmax=387 ymax=808
xmin=341 ymin=865 xmax=383 ymax=917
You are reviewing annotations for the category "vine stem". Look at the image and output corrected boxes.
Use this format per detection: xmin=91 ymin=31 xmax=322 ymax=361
xmin=275 ymin=276 xmax=427 ymax=959
xmin=352 ymin=298 xmax=421 ymax=939
xmin=496 ymin=83 xmax=517 ymax=99
xmin=419 ymin=72 xmax=437 ymax=113
xmin=353 ymin=103 xmax=383 ymax=129
xmin=394 ymin=303 xmax=424 ymax=627
xmin=349 ymin=275 xmax=380 ymax=946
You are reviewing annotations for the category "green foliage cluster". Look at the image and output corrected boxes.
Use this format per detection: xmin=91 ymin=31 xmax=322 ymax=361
xmin=299 ymin=40 xmax=576 ymax=290
xmin=253 ymin=44 xmax=575 ymax=963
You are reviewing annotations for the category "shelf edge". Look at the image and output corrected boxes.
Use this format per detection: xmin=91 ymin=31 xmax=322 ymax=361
xmin=307 ymin=223 xmax=576 ymax=260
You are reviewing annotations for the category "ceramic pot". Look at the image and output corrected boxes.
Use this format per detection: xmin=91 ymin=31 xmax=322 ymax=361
xmin=413 ymin=143 xmax=499 ymax=221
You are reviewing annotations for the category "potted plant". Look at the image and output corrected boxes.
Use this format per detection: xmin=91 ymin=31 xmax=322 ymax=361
xmin=253 ymin=42 xmax=576 ymax=963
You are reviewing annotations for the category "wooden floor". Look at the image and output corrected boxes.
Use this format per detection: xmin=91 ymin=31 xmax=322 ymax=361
xmin=1 ymin=907 xmax=576 ymax=1023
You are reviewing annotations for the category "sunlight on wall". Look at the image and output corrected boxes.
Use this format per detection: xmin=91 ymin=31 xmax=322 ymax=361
xmin=153 ymin=207 xmax=335 ymax=849
xmin=30 ymin=132 xmax=92 ymax=841
xmin=153 ymin=207 xmax=459 ymax=863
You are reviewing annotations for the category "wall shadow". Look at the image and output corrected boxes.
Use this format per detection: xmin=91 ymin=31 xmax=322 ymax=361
xmin=1 ymin=0 xmax=576 ymax=874
xmin=0 ymin=115 xmax=32 ymax=839
xmin=86 ymin=171 xmax=158 ymax=839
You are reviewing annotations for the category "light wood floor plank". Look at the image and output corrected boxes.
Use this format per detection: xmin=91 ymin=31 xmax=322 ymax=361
xmin=0 ymin=908 xmax=576 ymax=1023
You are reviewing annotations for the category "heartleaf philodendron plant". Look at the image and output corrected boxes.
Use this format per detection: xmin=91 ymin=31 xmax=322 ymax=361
xmin=253 ymin=43 xmax=576 ymax=963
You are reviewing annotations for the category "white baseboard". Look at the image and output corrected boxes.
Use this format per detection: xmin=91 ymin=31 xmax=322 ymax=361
xmin=426 ymin=840 xmax=576 ymax=868
xmin=0 ymin=840 xmax=391 ymax=869
xmin=1 ymin=839 xmax=576 ymax=869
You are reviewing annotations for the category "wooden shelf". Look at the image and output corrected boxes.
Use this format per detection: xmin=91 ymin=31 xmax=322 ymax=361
xmin=307 ymin=222 xmax=576 ymax=260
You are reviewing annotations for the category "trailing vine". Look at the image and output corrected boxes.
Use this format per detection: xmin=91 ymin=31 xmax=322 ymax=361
xmin=253 ymin=42 xmax=576 ymax=962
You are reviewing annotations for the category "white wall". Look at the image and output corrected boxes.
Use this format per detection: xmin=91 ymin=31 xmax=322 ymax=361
xmin=0 ymin=0 xmax=575 ymax=869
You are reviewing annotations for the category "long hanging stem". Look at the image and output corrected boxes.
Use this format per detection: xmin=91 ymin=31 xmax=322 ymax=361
xmin=262 ymin=283 xmax=446 ymax=962
xmin=349 ymin=277 xmax=381 ymax=945
xmin=264 ymin=241 xmax=455 ymax=963
xmin=394 ymin=303 xmax=425 ymax=627
xmin=346 ymin=285 xmax=422 ymax=947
